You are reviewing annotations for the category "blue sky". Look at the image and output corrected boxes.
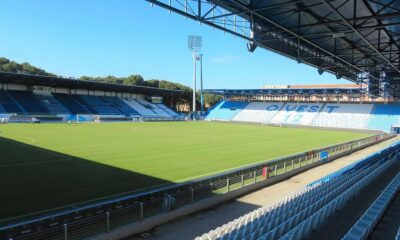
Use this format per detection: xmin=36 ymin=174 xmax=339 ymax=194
xmin=0 ymin=0 xmax=349 ymax=89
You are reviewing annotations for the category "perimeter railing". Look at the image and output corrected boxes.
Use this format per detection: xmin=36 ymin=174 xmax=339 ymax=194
xmin=0 ymin=133 xmax=395 ymax=240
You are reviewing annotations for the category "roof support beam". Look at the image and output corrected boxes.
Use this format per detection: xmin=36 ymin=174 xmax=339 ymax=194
xmin=322 ymin=0 xmax=400 ymax=74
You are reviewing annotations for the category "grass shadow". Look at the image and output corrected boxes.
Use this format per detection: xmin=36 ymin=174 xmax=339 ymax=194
xmin=0 ymin=136 xmax=172 ymax=222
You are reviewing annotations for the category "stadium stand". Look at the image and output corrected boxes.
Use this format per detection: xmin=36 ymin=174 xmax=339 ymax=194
xmin=123 ymin=99 xmax=159 ymax=116
xmin=206 ymin=101 xmax=400 ymax=132
xmin=195 ymin=142 xmax=399 ymax=240
xmin=157 ymin=103 xmax=179 ymax=117
xmin=38 ymin=95 xmax=70 ymax=114
xmin=342 ymin=173 xmax=400 ymax=240
xmin=205 ymin=101 xmax=249 ymax=121
xmin=270 ymin=103 xmax=325 ymax=125
xmin=73 ymin=95 xmax=123 ymax=115
xmin=137 ymin=98 xmax=171 ymax=117
xmin=100 ymin=96 xmax=140 ymax=116
xmin=232 ymin=102 xmax=284 ymax=123
xmin=0 ymin=91 xmax=24 ymax=114
xmin=8 ymin=90 xmax=49 ymax=114
xmin=368 ymin=104 xmax=400 ymax=132
xmin=0 ymin=88 xmax=179 ymax=120
xmin=54 ymin=93 xmax=91 ymax=114
xmin=312 ymin=104 xmax=374 ymax=129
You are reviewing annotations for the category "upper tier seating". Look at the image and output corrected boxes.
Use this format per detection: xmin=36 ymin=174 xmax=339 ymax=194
xmin=0 ymin=91 xmax=24 ymax=114
xmin=123 ymin=99 xmax=158 ymax=116
xmin=368 ymin=104 xmax=400 ymax=131
xmin=9 ymin=90 xmax=49 ymax=114
xmin=195 ymin=143 xmax=399 ymax=240
xmin=233 ymin=102 xmax=284 ymax=123
xmin=205 ymin=101 xmax=249 ymax=121
xmin=53 ymin=94 xmax=91 ymax=114
xmin=39 ymin=95 xmax=70 ymax=114
xmin=313 ymin=104 xmax=374 ymax=129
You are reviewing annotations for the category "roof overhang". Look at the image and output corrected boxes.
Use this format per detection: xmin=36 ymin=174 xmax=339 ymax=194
xmin=0 ymin=72 xmax=189 ymax=97
xmin=147 ymin=0 xmax=400 ymax=99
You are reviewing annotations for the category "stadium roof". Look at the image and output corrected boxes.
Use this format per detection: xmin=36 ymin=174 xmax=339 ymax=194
xmin=148 ymin=0 xmax=400 ymax=99
xmin=204 ymin=87 xmax=364 ymax=96
xmin=0 ymin=72 xmax=188 ymax=97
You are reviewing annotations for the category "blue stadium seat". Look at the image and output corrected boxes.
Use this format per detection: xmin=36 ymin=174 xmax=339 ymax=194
xmin=368 ymin=104 xmax=400 ymax=131
xmin=54 ymin=94 xmax=91 ymax=114
xmin=72 ymin=95 xmax=123 ymax=115
xmin=8 ymin=90 xmax=49 ymax=114
xmin=100 ymin=96 xmax=140 ymax=116
xmin=0 ymin=91 xmax=24 ymax=114
xmin=39 ymin=95 xmax=70 ymax=114
xmin=195 ymin=142 xmax=400 ymax=240
xmin=205 ymin=101 xmax=249 ymax=121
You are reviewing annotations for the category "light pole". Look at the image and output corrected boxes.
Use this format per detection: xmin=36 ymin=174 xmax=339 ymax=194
xmin=199 ymin=54 xmax=204 ymax=115
xmin=188 ymin=35 xmax=202 ymax=119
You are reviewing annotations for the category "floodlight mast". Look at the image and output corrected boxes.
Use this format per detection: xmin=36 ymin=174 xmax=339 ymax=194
xmin=199 ymin=53 xmax=204 ymax=115
xmin=188 ymin=35 xmax=202 ymax=119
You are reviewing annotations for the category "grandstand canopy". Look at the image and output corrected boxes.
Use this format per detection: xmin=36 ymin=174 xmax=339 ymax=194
xmin=204 ymin=87 xmax=363 ymax=96
xmin=0 ymin=72 xmax=188 ymax=97
xmin=148 ymin=0 xmax=400 ymax=99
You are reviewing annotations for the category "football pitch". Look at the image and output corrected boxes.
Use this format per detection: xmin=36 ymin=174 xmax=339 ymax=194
xmin=0 ymin=122 xmax=371 ymax=221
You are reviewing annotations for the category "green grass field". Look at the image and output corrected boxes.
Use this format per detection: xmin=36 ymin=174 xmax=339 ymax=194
xmin=0 ymin=122 xmax=370 ymax=221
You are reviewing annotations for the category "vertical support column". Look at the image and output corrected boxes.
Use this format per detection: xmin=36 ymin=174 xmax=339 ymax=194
xmin=274 ymin=165 xmax=277 ymax=176
xmin=106 ymin=212 xmax=110 ymax=233
xmin=139 ymin=202 xmax=144 ymax=222
xmin=226 ymin=178 xmax=230 ymax=192
xmin=241 ymin=174 xmax=244 ymax=188
xmin=63 ymin=224 xmax=68 ymax=240
xmin=190 ymin=187 xmax=194 ymax=203
xmin=253 ymin=170 xmax=257 ymax=183
xmin=284 ymin=162 xmax=287 ymax=172
xmin=292 ymin=159 xmax=294 ymax=169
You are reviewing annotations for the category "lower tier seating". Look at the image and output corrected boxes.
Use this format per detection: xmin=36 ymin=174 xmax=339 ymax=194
xmin=343 ymin=173 xmax=400 ymax=240
xmin=195 ymin=143 xmax=399 ymax=240
xmin=8 ymin=91 xmax=50 ymax=114
xmin=0 ymin=90 xmax=179 ymax=119
xmin=206 ymin=101 xmax=249 ymax=121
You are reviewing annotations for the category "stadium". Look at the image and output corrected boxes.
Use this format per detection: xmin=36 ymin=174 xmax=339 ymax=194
xmin=1 ymin=1 xmax=400 ymax=240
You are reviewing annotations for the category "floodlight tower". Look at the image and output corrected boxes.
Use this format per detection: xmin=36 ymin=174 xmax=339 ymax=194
xmin=199 ymin=53 xmax=204 ymax=115
xmin=188 ymin=35 xmax=202 ymax=119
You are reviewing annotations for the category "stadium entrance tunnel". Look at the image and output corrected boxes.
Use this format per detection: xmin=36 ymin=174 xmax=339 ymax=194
xmin=0 ymin=136 xmax=173 ymax=223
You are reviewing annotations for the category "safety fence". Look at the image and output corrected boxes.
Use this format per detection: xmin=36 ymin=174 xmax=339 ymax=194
xmin=0 ymin=133 xmax=395 ymax=240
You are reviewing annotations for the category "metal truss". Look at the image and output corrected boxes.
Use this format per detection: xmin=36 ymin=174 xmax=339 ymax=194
xmin=147 ymin=0 xmax=400 ymax=99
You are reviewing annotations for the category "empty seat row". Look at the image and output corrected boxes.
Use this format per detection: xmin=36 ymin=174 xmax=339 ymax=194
xmin=0 ymin=90 xmax=179 ymax=119
xmin=342 ymin=173 xmax=400 ymax=240
xmin=195 ymin=143 xmax=399 ymax=240
xmin=206 ymin=101 xmax=400 ymax=132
